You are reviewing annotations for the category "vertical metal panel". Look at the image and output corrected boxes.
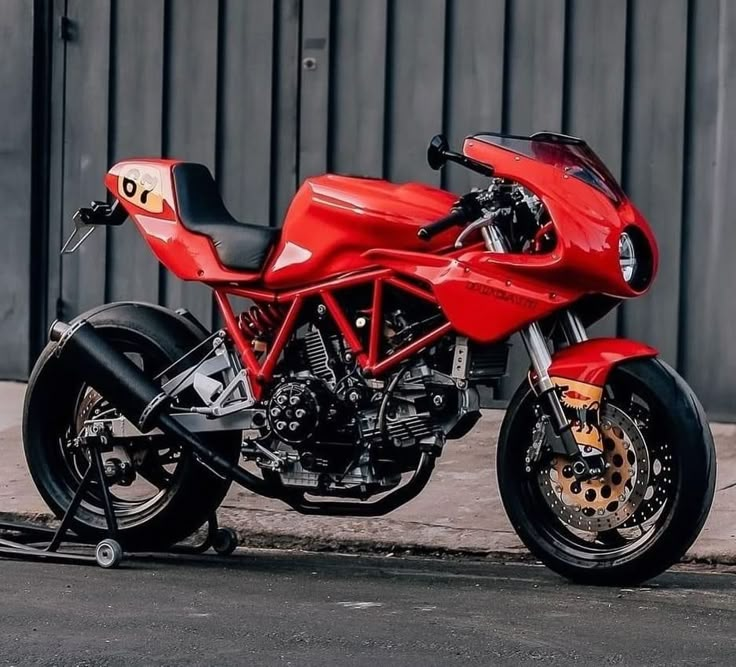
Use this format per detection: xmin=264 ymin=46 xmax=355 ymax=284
xmin=161 ymin=0 xmax=220 ymax=325
xmin=271 ymin=0 xmax=300 ymax=226
xmin=564 ymin=0 xmax=628 ymax=177
xmin=0 ymin=0 xmax=35 ymax=378
xmin=45 ymin=0 xmax=69 ymax=329
xmin=385 ymin=0 xmax=446 ymax=186
xmin=299 ymin=0 xmax=331 ymax=181
xmin=329 ymin=0 xmax=388 ymax=177
xmin=106 ymin=0 xmax=165 ymax=304
xmin=443 ymin=0 xmax=506 ymax=194
xmin=503 ymin=0 xmax=567 ymax=134
xmin=58 ymin=0 xmax=111 ymax=317
xmin=218 ymin=0 xmax=275 ymax=225
xmin=500 ymin=0 xmax=567 ymax=400
xmin=620 ymin=0 xmax=689 ymax=365
xmin=681 ymin=0 xmax=736 ymax=419
xmin=563 ymin=0 xmax=628 ymax=338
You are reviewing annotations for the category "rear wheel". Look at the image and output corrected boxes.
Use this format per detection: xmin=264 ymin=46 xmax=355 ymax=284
xmin=23 ymin=308 xmax=240 ymax=550
xmin=497 ymin=358 xmax=716 ymax=585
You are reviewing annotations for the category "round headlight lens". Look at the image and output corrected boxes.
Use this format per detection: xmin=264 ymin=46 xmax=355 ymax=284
xmin=619 ymin=232 xmax=637 ymax=283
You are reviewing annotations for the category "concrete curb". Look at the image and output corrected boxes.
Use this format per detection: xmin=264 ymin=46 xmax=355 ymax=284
xmin=3 ymin=509 xmax=733 ymax=567
xmin=0 ymin=509 xmax=530 ymax=561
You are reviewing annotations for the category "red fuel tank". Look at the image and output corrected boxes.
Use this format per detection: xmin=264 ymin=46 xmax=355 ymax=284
xmin=261 ymin=175 xmax=457 ymax=289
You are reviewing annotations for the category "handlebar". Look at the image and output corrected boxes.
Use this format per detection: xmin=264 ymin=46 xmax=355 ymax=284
xmin=417 ymin=192 xmax=484 ymax=241
xmin=417 ymin=207 xmax=470 ymax=241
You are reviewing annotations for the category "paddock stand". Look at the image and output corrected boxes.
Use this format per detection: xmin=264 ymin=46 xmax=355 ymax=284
xmin=0 ymin=438 xmax=238 ymax=569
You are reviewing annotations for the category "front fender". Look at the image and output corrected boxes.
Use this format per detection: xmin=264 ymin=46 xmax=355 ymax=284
xmin=548 ymin=337 xmax=658 ymax=387
xmin=542 ymin=338 xmax=658 ymax=453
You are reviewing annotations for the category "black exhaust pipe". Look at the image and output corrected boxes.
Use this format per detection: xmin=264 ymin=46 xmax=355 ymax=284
xmin=50 ymin=320 xmax=169 ymax=432
xmin=49 ymin=320 xmax=278 ymax=494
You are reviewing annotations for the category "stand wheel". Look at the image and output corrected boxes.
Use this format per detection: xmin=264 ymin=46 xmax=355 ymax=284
xmin=95 ymin=539 xmax=123 ymax=569
xmin=212 ymin=527 xmax=238 ymax=556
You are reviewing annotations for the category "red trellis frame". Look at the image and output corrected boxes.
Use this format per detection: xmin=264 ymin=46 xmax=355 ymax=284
xmin=211 ymin=269 xmax=451 ymax=401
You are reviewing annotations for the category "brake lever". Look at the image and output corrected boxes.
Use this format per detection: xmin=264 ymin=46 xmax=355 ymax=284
xmin=454 ymin=213 xmax=497 ymax=248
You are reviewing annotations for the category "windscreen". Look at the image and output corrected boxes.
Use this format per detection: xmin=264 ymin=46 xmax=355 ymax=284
xmin=472 ymin=132 xmax=626 ymax=205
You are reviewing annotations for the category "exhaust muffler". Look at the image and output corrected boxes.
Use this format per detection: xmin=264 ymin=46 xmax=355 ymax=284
xmin=50 ymin=320 xmax=169 ymax=432
xmin=49 ymin=320 xmax=271 ymax=491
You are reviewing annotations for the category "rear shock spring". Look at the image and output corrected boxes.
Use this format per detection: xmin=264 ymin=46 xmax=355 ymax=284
xmin=238 ymin=304 xmax=283 ymax=342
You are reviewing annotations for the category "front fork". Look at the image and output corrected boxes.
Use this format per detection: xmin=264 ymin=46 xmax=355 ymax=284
xmin=481 ymin=226 xmax=602 ymax=480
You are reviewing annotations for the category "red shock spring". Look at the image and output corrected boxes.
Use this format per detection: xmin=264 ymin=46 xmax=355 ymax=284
xmin=237 ymin=303 xmax=283 ymax=341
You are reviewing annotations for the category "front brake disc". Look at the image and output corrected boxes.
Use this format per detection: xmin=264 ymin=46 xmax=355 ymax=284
xmin=536 ymin=404 xmax=651 ymax=532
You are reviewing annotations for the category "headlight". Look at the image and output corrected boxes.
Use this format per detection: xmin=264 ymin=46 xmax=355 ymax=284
xmin=619 ymin=232 xmax=637 ymax=283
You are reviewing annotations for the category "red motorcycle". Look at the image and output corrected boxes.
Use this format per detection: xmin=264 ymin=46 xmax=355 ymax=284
xmin=24 ymin=131 xmax=715 ymax=584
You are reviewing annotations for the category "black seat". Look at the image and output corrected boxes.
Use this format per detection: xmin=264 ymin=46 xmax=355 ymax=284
xmin=172 ymin=162 xmax=280 ymax=272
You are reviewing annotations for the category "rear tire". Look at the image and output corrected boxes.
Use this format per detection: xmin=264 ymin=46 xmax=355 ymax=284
xmin=23 ymin=305 xmax=241 ymax=550
xmin=497 ymin=358 xmax=716 ymax=585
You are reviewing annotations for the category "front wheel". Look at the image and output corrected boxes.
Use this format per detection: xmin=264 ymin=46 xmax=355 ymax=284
xmin=497 ymin=358 xmax=716 ymax=585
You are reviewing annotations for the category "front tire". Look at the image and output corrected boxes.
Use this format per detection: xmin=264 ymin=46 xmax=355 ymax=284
xmin=497 ymin=358 xmax=716 ymax=585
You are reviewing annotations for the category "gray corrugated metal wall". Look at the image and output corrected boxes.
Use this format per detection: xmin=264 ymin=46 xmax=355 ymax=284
xmin=2 ymin=0 xmax=736 ymax=418
xmin=0 ymin=0 xmax=40 ymax=380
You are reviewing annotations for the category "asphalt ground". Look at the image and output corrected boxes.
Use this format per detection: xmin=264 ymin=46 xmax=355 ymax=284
xmin=1 ymin=549 xmax=735 ymax=666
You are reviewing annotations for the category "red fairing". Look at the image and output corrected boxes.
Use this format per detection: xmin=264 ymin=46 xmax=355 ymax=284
xmin=462 ymin=137 xmax=659 ymax=298
xmin=103 ymin=132 xmax=661 ymax=385
xmin=362 ymin=248 xmax=578 ymax=343
xmin=547 ymin=338 xmax=658 ymax=386
xmin=261 ymin=175 xmax=457 ymax=289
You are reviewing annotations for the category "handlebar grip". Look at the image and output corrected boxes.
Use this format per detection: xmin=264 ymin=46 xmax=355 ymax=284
xmin=417 ymin=207 xmax=469 ymax=241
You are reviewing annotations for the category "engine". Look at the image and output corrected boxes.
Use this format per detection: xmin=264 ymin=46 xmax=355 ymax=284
xmin=242 ymin=321 xmax=480 ymax=500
